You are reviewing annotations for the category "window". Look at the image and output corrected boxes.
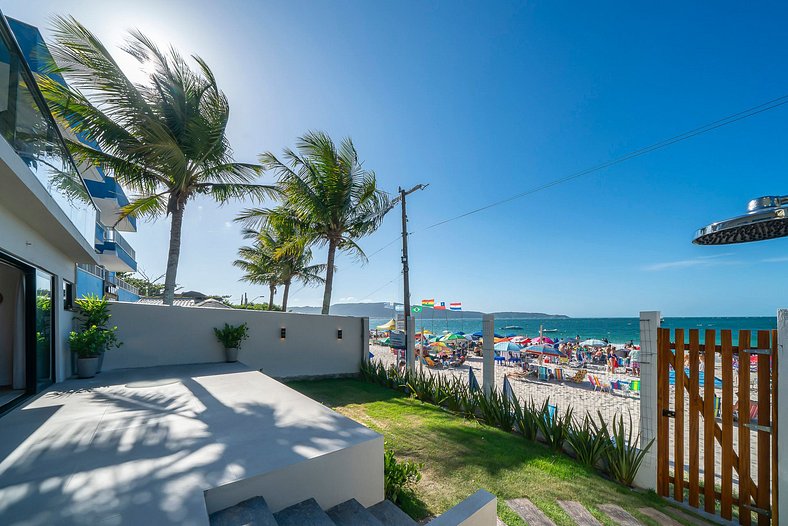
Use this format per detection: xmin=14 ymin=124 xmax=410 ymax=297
xmin=63 ymin=280 xmax=74 ymax=310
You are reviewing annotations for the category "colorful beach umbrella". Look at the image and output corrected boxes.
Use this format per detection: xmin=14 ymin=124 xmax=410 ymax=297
xmin=524 ymin=345 xmax=563 ymax=356
xmin=438 ymin=333 xmax=465 ymax=342
xmin=531 ymin=336 xmax=554 ymax=344
xmin=494 ymin=341 xmax=522 ymax=352
xmin=580 ymin=339 xmax=607 ymax=347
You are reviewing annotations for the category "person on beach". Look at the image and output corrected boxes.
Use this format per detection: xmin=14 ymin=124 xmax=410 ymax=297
xmin=629 ymin=347 xmax=640 ymax=376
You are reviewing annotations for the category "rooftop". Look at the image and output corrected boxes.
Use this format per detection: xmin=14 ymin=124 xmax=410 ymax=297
xmin=0 ymin=363 xmax=380 ymax=525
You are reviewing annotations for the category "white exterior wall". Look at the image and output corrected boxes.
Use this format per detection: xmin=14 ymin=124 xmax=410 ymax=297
xmin=103 ymin=302 xmax=366 ymax=378
xmin=0 ymin=201 xmax=83 ymax=383
xmin=425 ymin=489 xmax=497 ymax=526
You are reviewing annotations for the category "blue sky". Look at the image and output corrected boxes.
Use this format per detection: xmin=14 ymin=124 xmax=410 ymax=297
xmin=6 ymin=1 xmax=788 ymax=317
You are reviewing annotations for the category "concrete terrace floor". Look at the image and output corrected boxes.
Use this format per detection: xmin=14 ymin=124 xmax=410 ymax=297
xmin=0 ymin=363 xmax=380 ymax=526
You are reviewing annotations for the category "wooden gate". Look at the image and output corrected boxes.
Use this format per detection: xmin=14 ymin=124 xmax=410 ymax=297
xmin=656 ymin=328 xmax=778 ymax=525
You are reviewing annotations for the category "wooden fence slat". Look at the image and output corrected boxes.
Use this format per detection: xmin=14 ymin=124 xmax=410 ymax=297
xmin=674 ymin=328 xmax=685 ymax=502
xmin=756 ymin=331 xmax=770 ymax=526
xmin=738 ymin=330 xmax=751 ymax=526
xmin=657 ymin=328 xmax=671 ymax=496
xmin=703 ymin=329 xmax=716 ymax=514
xmin=688 ymin=329 xmax=701 ymax=508
xmin=720 ymin=330 xmax=734 ymax=520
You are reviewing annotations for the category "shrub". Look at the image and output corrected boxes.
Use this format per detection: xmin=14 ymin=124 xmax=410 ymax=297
xmin=534 ymin=399 xmax=573 ymax=451
xmin=384 ymin=446 xmax=422 ymax=503
xmin=70 ymin=295 xmax=121 ymax=356
xmin=566 ymin=411 xmax=609 ymax=468
xmin=601 ymin=412 xmax=654 ymax=487
xmin=213 ymin=323 xmax=250 ymax=349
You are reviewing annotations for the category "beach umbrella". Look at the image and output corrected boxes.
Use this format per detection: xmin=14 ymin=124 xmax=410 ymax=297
xmin=429 ymin=341 xmax=449 ymax=349
xmin=438 ymin=333 xmax=465 ymax=342
xmin=375 ymin=319 xmax=396 ymax=330
xmin=614 ymin=348 xmax=630 ymax=358
xmin=494 ymin=341 xmax=522 ymax=352
xmin=380 ymin=337 xmax=390 ymax=345
xmin=580 ymin=339 xmax=607 ymax=347
xmin=531 ymin=336 xmax=554 ymax=344
xmin=524 ymin=345 xmax=564 ymax=356
xmin=472 ymin=330 xmax=503 ymax=338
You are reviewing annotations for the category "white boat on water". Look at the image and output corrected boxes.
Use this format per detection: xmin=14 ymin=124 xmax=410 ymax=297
xmin=543 ymin=328 xmax=558 ymax=333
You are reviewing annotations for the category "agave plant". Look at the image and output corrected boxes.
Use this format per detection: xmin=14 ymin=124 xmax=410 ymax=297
xmin=566 ymin=411 xmax=609 ymax=468
xmin=512 ymin=397 xmax=540 ymax=441
xmin=534 ymin=399 xmax=573 ymax=451
xmin=475 ymin=389 xmax=517 ymax=432
xmin=601 ymin=412 xmax=654 ymax=487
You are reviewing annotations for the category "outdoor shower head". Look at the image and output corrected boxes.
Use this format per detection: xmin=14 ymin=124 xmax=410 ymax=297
xmin=693 ymin=196 xmax=788 ymax=245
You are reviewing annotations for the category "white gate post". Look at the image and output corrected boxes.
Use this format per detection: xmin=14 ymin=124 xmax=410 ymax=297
xmin=777 ymin=309 xmax=787 ymax=524
xmin=482 ymin=314 xmax=495 ymax=395
xmin=406 ymin=317 xmax=416 ymax=373
xmin=361 ymin=317 xmax=370 ymax=365
xmin=634 ymin=310 xmax=661 ymax=490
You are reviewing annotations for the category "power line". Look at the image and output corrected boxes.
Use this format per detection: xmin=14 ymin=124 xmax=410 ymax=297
xmin=357 ymin=273 xmax=401 ymax=302
xmin=417 ymin=93 xmax=788 ymax=232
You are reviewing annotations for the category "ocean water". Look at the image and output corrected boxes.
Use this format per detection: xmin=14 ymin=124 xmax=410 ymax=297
xmin=370 ymin=316 xmax=777 ymax=345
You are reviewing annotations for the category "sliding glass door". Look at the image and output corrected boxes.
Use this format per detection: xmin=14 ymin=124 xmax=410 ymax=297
xmin=35 ymin=271 xmax=53 ymax=388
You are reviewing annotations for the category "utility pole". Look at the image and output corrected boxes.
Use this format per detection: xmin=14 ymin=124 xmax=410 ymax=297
xmin=396 ymin=184 xmax=427 ymax=352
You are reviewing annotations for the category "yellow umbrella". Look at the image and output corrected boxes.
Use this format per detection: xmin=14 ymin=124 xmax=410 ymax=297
xmin=375 ymin=319 xmax=396 ymax=330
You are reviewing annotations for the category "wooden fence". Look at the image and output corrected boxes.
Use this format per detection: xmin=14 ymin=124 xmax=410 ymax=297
xmin=656 ymin=328 xmax=778 ymax=525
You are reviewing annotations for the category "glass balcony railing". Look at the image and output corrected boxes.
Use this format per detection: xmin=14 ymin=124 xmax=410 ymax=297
xmin=0 ymin=13 xmax=98 ymax=247
xmin=103 ymin=227 xmax=136 ymax=261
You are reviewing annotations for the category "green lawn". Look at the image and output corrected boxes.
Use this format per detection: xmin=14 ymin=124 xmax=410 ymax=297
xmin=287 ymin=378 xmax=692 ymax=526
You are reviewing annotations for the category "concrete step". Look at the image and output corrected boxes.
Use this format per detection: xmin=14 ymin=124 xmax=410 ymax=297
xmin=327 ymin=499 xmax=384 ymax=526
xmin=557 ymin=501 xmax=601 ymax=526
xmin=506 ymin=498 xmax=556 ymax=526
xmin=598 ymin=504 xmax=643 ymax=526
xmin=367 ymin=500 xmax=418 ymax=526
xmin=274 ymin=498 xmax=336 ymax=526
xmin=209 ymin=496 xmax=277 ymax=526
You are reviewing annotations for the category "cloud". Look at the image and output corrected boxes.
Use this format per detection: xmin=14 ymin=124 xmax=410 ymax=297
xmin=761 ymin=256 xmax=788 ymax=263
xmin=643 ymin=253 xmax=738 ymax=271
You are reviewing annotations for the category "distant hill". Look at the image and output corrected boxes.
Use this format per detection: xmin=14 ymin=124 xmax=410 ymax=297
xmin=287 ymin=302 xmax=569 ymax=319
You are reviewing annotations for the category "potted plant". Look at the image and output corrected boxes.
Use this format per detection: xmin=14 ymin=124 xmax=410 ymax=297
xmin=213 ymin=322 xmax=249 ymax=362
xmin=72 ymin=295 xmax=120 ymax=373
xmin=69 ymin=325 xmax=117 ymax=378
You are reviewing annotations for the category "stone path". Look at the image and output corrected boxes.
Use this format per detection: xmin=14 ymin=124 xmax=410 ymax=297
xmin=501 ymin=497 xmax=719 ymax=526
xmin=557 ymin=501 xmax=601 ymax=525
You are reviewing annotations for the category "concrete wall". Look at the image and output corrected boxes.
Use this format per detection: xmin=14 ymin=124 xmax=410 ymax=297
xmin=102 ymin=302 xmax=367 ymax=378
xmin=426 ymin=490 xmax=497 ymax=526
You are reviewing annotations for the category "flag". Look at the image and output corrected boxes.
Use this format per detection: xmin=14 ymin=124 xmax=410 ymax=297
xmin=434 ymin=302 xmax=446 ymax=311
xmin=449 ymin=302 xmax=462 ymax=311
xmin=411 ymin=305 xmax=422 ymax=313
xmin=421 ymin=299 xmax=434 ymax=308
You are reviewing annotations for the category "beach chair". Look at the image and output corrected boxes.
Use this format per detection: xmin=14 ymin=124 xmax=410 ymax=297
xmin=538 ymin=366 xmax=549 ymax=381
xmin=554 ymin=368 xmax=564 ymax=382
xmin=713 ymin=395 xmax=722 ymax=419
xmin=508 ymin=352 xmax=522 ymax=367
xmin=494 ymin=353 xmax=506 ymax=366
xmin=734 ymin=401 xmax=759 ymax=423
xmin=569 ymin=369 xmax=587 ymax=383
xmin=421 ymin=356 xmax=443 ymax=369
xmin=545 ymin=404 xmax=557 ymax=424
xmin=629 ymin=379 xmax=640 ymax=396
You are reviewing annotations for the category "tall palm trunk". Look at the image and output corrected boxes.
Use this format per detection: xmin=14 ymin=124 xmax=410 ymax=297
xmin=163 ymin=206 xmax=185 ymax=306
xmin=321 ymin=238 xmax=337 ymax=315
xmin=282 ymin=281 xmax=291 ymax=312
xmin=268 ymin=283 xmax=276 ymax=310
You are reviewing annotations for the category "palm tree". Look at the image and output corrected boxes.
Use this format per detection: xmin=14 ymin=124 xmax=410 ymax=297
xmin=38 ymin=17 xmax=275 ymax=305
xmin=238 ymin=131 xmax=390 ymax=314
xmin=234 ymin=244 xmax=280 ymax=310
xmin=236 ymin=210 xmax=325 ymax=311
